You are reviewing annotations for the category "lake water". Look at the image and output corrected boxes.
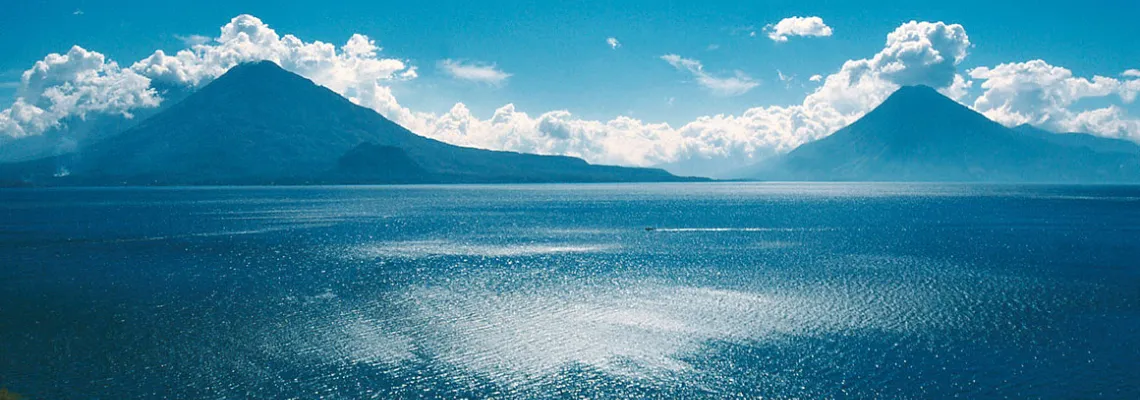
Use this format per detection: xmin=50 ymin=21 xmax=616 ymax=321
xmin=1 ymin=183 xmax=1138 ymax=398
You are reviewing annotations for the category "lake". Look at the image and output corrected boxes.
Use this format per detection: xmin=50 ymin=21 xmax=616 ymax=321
xmin=1 ymin=183 xmax=1137 ymax=398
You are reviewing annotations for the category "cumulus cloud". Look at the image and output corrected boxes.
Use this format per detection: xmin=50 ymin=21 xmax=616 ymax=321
xmin=969 ymin=59 xmax=1140 ymax=140
xmin=765 ymin=17 xmax=833 ymax=42
xmin=1058 ymin=106 xmax=1140 ymax=140
xmin=809 ymin=74 xmax=823 ymax=82
xmin=438 ymin=59 xmax=511 ymax=85
xmin=0 ymin=46 xmax=160 ymax=138
xmin=1123 ymin=69 xmax=1140 ymax=78
xmin=661 ymin=54 xmax=759 ymax=96
xmin=606 ymin=37 xmax=621 ymax=50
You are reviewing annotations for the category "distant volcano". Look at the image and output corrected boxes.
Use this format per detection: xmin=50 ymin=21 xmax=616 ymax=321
xmin=742 ymin=85 xmax=1140 ymax=182
xmin=0 ymin=61 xmax=691 ymax=186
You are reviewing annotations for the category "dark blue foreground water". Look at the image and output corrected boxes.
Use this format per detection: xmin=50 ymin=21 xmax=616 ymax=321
xmin=1 ymin=183 xmax=1138 ymax=399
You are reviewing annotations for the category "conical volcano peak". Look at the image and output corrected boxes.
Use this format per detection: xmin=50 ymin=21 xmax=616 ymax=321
xmin=202 ymin=59 xmax=303 ymax=86
xmin=223 ymin=60 xmax=287 ymax=75
xmin=895 ymin=84 xmax=941 ymax=95
xmin=880 ymin=84 xmax=955 ymax=106
xmin=170 ymin=58 xmax=356 ymax=118
xmin=195 ymin=60 xmax=321 ymax=98
xmin=859 ymin=84 xmax=987 ymax=127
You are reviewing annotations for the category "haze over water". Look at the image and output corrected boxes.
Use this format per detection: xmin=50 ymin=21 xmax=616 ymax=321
xmin=2 ymin=183 xmax=1138 ymax=398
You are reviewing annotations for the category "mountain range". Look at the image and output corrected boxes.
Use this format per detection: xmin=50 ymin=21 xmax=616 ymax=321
xmin=739 ymin=85 xmax=1140 ymax=182
xmin=0 ymin=61 xmax=689 ymax=186
xmin=2 ymin=62 xmax=1139 ymax=186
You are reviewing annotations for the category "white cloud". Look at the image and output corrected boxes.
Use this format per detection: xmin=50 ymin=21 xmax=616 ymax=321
xmin=1123 ymin=69 xmax=1140 ymax=78
xmin=765 ymin=17 xmax=833 ymax=42
xmin=809 ymin=74 xmax=822 ymax=82
xmin=606 ymin=37 xmax=621 ymax=50
xmin=777 ymin=70 xmax=796 ymax=88
xmin=660 ymin=54 xmax=759 ymax=96
xmin=940 ymin=73 xmax=973 ymax=101
xmin=876 ymin=21 xmax=970 ymax=87
xmin=777 ymin=70 xmax=792 ymax=82
xmin=969 ymin=59 xmax=1139 ymax=141
xmin=0 ymin=46 xmax=160 ymax=139
xmin=174 ymin=34 xmax=211 ymax=47
xmin=438 ymin=59 xmax=511 ymax=85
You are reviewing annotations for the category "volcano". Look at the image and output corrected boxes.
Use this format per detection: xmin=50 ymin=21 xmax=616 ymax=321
xmin=743 ymin=85 xmax=1140 ymax=182
xmin=1 ymin=61 xmax=690 ymax=186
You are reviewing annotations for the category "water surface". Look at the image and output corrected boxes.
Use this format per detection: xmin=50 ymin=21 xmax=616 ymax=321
xmin=1 ymin=183 xmax=1138 ymax=398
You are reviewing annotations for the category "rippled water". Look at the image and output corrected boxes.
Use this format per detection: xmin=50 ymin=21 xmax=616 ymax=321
xmin=1 ymin=183 xmax=1138 ymax=398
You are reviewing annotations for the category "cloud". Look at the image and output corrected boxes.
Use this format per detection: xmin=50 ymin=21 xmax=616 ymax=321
xmin=1123 ymin=69 xmax=1140 ymax=78
xmin=438 ymin=59 xmax=511 ymax=85
xmin=876 ymin=21 xmax=970 ymax=87
xmin=0 ymin=46 xmax=160 ymax=139
xmin=777 ymin=70 xmax=796 ymax=87
xmin=765 ymin=17 xmax=833 ymax=42
xmin=809 ymin=74 xmax=822 ymax=82
xmin=706 ymin=44 xmax=720 ymax=51
xmin=606 ymin=37 xmax=621 ymax=50
xmin=660 ymin=54 xmax=759 ymax=96
xmin=969 ymin=59 xmax=1139 ymax=140
xmin=72 ymin=9 xmax=83 ymax=16
xmin=1058 ymin=106 xmax=1140 ymax=141
xmin=174 ymin=34 xmax=211 ymax=47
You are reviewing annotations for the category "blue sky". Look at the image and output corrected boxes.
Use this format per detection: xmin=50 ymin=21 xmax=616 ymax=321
xmin=1 ymin=0 xmax=1138 ymax=174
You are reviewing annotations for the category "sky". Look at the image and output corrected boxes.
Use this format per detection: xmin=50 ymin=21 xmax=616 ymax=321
xmin=1 ymin=0 xmax=1138 ymax=175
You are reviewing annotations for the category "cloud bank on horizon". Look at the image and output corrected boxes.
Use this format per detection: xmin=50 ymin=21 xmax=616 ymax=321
xmin=1 ymin=14 xmax=1138 ymax=172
